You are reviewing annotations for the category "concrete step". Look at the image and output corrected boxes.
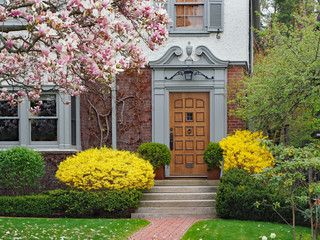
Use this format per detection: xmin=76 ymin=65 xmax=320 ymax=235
xmin=131 ymin=212 xmax=216 ymax=219
xmin=139 ymin=199 xmax=216 ymax=207
xmin=155 ymin=180 xmax=219 ymax=186
xmin=135 ymin=207 xmax=216 ymax=214
xmin=142 ymin=192 xmax=216 ymax=200
xmin=132 ymin=180 xmax=219 ymax=219
xmin=144 ymin=185 xmax=218 ymax=193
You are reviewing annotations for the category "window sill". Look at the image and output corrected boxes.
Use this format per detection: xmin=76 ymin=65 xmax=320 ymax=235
xmin=33 ymin=148 xmax=79 ymax=154
xmin=0 ymin=146 xmax=80 ymax=154
xmin=169 ymin=32 xmax=211 ymax=37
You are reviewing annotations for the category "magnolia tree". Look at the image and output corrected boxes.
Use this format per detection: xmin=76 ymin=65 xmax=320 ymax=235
xmin=0 ymin=0 xmax=169 ymax=109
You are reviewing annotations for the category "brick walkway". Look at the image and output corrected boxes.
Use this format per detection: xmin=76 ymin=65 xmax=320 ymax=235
xmin=128 ymin=218 xmax=203 ymax=240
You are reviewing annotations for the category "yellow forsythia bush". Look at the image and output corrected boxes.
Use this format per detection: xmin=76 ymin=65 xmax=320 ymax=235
xmin=219 ymin=130 xmax=274 ymax=173
xmin=56 ymin=147 xmax=155 ymax=190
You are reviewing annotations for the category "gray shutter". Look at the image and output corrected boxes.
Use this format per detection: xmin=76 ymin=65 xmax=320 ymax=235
xmin=207 ymin=1 xmax=223 ymax=32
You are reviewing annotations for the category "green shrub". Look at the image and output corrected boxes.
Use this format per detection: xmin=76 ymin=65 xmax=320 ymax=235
xmin=137 ymin=143 xmax=171 ymax=169
xmin=0 ymin=189 xmax=143 ymax=218
xmin=216 ymin=168 xmax=306 ymax=225
xmin=56 ymin=147 xmax=154 ymax=191
xmin=0 ymin=195 xmax=53 ymax=217
xmin=0 ymin=146 xmax=45 ymax=196
xmin=203 ymin=142 xmax=223 ymax=170
xmin=43 ymin=189 xmax=143 ymax=218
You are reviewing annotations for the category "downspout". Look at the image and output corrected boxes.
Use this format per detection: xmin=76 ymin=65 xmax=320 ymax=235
xmin=111 ymin=76 xmax=117 ymax=149
xmin=220 ymin=157 xmax=224 ymax=178
xmin=249 ymin=0 xmax=253 ymax=74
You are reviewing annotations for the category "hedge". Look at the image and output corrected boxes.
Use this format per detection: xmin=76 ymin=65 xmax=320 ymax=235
xmin=0 ymin=195 xmax=53 ymax=217
xmin=0 ymin=189 xmax=143 ymax=218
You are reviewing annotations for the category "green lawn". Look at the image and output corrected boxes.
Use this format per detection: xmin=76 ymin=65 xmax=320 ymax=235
xmin=181 ymin=219 xmax=313 ymax=240
xmin=0 ymin=218 xmax=149 ymax=239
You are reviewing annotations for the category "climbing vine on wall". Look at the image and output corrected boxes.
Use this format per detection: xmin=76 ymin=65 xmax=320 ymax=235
xmin=80 ymin=70 xmax=152 ymax=151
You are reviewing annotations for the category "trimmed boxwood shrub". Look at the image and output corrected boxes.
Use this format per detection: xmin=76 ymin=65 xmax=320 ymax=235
xmin=0 ymin=189 xmax=143 ymax=218
xmin=203 ymin=142 xmax=223 ymax=170
xmin=0 ymin=146 xmax=45 ymax=196
xmin=216 ymin=168 xmax=307 ymax=225
xmin=44 ymin=189 xmax=143 ymax=218
xmin=0 ymin=195 xmax=53 ymax=217
xmin=137 ymin=143 xmax=171 ymax=169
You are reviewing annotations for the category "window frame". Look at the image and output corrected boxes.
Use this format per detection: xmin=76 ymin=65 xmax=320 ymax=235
xmin=174 ymin=0 xmax=205 ymax=32
xmin=162 ymin=0 xmax=224 ymax=36
xmin=0 ymin=90 xmax=80 ymax=151
xmin=29 ymin=93 xmax=59 ymax=145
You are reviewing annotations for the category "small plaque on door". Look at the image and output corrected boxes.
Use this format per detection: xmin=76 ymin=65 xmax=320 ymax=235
xmin=186 ymin=164 xmax=194 ymax=168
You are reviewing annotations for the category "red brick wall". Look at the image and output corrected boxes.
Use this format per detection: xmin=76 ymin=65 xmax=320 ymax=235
xmin=80 ymin=68 xmax=152 ymax=152
xmin=80 ymin=81 xmax=112 ymax=149
xmin=40 ymin=153 xmax=71 ymax=191
xmin=80 ymin=66 xmax=245 ymax=148
xmin=116 ymin=68 xmax=152 ymax=151
xmin=227 ymin=65 xmax=247 ymax=133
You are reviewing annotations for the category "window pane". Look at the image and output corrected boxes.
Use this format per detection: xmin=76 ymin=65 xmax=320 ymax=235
xmin=194 ymin=16 xmax=203 ymax=27
xmin=184 ymin=17 xmax=193 ymax=27
xmin=186 ymin=113 xmax=193 ymax=121
xmin=176 ymin=5 xmax=184 ymax=15
xmin=194 ymin=5 xmax=203 ymax=15
xmin=176 ymin=16 xmax=185 ymax=27
xmin=0 ymin=119 xmax=19 ymax=141
xmin=31 ymin=94 xmax=56 ymax=117
xmin=185 ymin=5 xmax=193 ymax=15
xmin=31 ymin=119 xmax=57 ymax=141
xmin=0 ymin=101 xmax=18 ymax=117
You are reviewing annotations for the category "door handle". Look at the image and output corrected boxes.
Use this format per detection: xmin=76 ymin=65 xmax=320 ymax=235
xmin=170 ymin=132 xmax=173 ymax=150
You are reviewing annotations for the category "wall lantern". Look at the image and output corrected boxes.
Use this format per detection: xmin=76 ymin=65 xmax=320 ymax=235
xmin=184 ymin=68 xmax=193 ymax=80
xmin=165 ymin=67 xmax=214 ymax=81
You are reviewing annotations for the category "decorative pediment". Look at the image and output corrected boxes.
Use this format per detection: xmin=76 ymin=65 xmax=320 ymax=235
xmin=149 ymin=46 xmax=183 ymax=67
xmin=149 ymin=44 xmax=229 ymax=69
xmin=195 ymin=46 xmax=229 ymax=67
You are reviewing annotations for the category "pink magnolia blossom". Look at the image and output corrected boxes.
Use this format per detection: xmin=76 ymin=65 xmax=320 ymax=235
xmin=0 ymin=0 xmax=169 ymax=104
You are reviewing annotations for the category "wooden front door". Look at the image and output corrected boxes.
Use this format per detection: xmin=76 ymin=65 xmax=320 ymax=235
xmin=169 ymin=92 xmax=210 ymax=176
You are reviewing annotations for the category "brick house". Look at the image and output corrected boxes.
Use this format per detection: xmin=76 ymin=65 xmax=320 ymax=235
xmin=0 ymin=0 xmax=260 ymax=186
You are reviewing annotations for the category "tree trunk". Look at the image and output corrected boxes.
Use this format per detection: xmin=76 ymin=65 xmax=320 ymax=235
xmin=292 ymin=200 xmax=296 ymax=240
xmin=308 ymin=168 xmax=315 ymax=239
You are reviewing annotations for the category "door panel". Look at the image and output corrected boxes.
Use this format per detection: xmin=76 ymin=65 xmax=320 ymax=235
xmin=169 ymin=92 xmax=210 ymax=176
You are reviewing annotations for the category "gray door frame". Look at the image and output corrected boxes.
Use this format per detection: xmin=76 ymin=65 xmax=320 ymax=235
xmin=149 ymin=45 xmax=229 ymax=177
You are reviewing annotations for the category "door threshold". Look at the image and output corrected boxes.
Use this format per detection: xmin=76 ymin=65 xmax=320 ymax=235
xmin=166 ymin=175 xmax=207 ymax=179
